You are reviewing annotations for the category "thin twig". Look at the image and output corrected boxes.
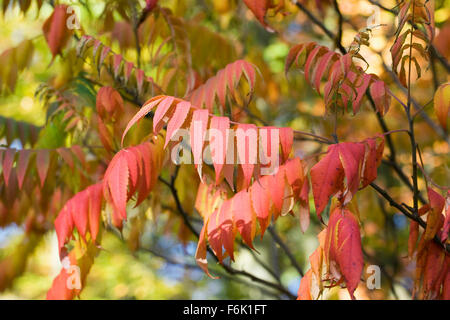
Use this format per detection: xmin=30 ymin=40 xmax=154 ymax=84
xmin=268 ymin=226 xmax=304 ymax=276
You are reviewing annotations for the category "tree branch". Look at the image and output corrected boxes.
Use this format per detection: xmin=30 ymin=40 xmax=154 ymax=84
xmin=268 ymin=226 xmax=304 ymax=276
xmin=158 ymin=173 xmax=297 ymax=299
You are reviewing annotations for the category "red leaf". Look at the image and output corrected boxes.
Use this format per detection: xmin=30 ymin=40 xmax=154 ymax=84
xmin=71 ymin=192 xmax=88 ymax=239
xmin=442 ymin=197 xmax=450 ymax=242
xmin=58 ymin=148 xmax=76 ymax=169
xmin=145 ymin=0 xmax=158 ymax=11
xmin=338 ymin=142 xmax=365 ymax=203
xmin=269 ymin=167 xmax=286 ymax=216
xmin=442 ymin=260 xmax=450 ymax=300
xmin=153 ymin=96 xmax=175 ymax=134
xmin=304 ymin=45 xmax=323 ymax=85
xmin=209 ymin=116 xmax=230 ymax=183
xmin=36 ymin=149 xmax=50 ymax=187
xmin=42 ymin=5 xmax=73 ymax=59
xmin=310 ymin=145 xmax=344 ymax=219
xmin=195 ymin=224 xmax=219 ymax=279
xmin=361 ymin=136 xmax=384 ymax=187
xmin=335 ymin=209 xmax=363 ymax=299
xmin=96 ymin=87 xmax=124 ymax=117
xmin=88 ymin=183 xmax=103 ymax=242
xmin=99 ymin=46 xmax=111 ymax=68
xmin=284 ymin=158 xmax=310 ymax=232
xmin=370 ymin=80 xmax=391 ymax=116
xmin=232 ymin=190 xmax=256 ymax=249
xmin=54 ymin=205 xmax=73 ymax=256
xmin=113 ymin=54 xmax=122 ymax=78
xmin=236 ymin=124 xmax=258 ymax=189
xmin=279 ymin=127 xmax=293 ymax=163
xmin=326 ymin=207 xmax=363 ymax=299
xmin=165 ymin=101 xmax=191 ymax=148
xmin=17 ymin=150 xmax=31 ymax=189
xmin=242 ymin=0 xmax=274 ymax=32
xmin=187 ymin=60 xmax=257 ymax=111
xmin=314 ymin=51 xmax=337 ymax=94
xmin=218 ymin=199 xmax=235 ymax=261
xmin=2 ymin=148 xmax=16 ymax=187
xmin=122 ymin=96 xmax=164 ymax=145
xmin=104 ymin=153 xmax=129 ymax=221
xmin=136 ymin=69 xmax=145 ymax=94
xmin=250 ymin=177 xmax=272 ymax=237
xmin=424 ymin=188 xmax=445 ymax=241
xmin=190 ymin=109 xmax=209 ymax=178
xmin=423 ymin=242 xmax=447 ymax=299
xmin=311 ymin=140 xmax=376 ymax=219
xmin=70 ymin=145 xmax=86 ymax=167
xmin=124 ymin=62 xmax=134 ymax=84
xmin=207 ymin=208 xmax=223 ymax=261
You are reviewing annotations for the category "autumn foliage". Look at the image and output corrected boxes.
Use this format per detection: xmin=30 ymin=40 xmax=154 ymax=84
xmin=0 ymin=0 xmax=449 ymax=300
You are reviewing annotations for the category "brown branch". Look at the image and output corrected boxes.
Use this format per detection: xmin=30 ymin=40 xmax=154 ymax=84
xmin=381 ymin=62 xmax=450 ymax=145
xmin=268 ymin=226 xmax=304 ymax=276
xmin=406 ymin=1 xmax=420 ymax=215
xmin=158 ymin=172 xmax=296 ymax=299
xmin=294 ymin=1 xmax=346 ymax=54
xmin=332 ymin=0 xmax=344 ymax=53
xmin=370 ymin=182 xmax=449 ymax=254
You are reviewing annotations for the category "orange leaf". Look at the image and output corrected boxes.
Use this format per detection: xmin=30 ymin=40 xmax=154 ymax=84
xmin=424 ymin=188 xmax=445 ymax=241
xmin=433 ymin=83 xmax=450 ymax=131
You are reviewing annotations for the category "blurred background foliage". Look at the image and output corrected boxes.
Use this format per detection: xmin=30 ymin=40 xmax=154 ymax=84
xmin=0 ymin=0 xmax=449 ymax=299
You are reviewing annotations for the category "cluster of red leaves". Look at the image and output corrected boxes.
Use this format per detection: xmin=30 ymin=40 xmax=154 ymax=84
xmin=0 ymin=146 xmax=85 ymax=190
xmin=54 ymin=183 xmax=103 ymax=257
xmin=298 ymin=137 xmax=385 ymax=299
xmin=390 ymin=0 xmax=435 ymax=87
xmin=310 ymin=136 xmax=385 ymax=219
xmin=77 ymin=35 xmax=161 ymax=97
xmin=409 ymin=188 xmax=450 ymax=299
xmin=286 ymin=42 xmax=391 ymax=115
xmin=103 ymin=140 xmax=164 ymax=229
xmin=298 ymin=206 xmax=363 ymax=300
xmin=0 ymin=116 xmax=40 ymax=147
xmin=186 ymin=60 xmax=256 ymax=113
xmin=122 ymin=95 xmax=294 ymax=189
xmin=49 ymin=136 xmax=164 ymax=299
xmin=194 ymin=157 xmax=309 ymax=276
